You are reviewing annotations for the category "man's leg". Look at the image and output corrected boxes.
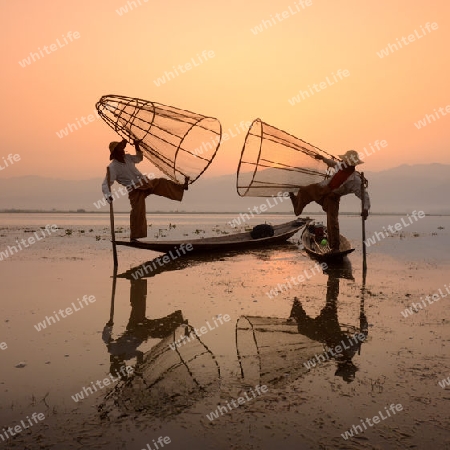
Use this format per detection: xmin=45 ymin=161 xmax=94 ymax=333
xmin=290 ymin=184 xmax=328 ymax=216
xmin=140 ymin=178 xmax=185 ymax=202
xmin=127 ymin=278 xmax=148 ymax=328
xmin=128 ymin=189 xmax=148 ymax=239
xmin=322 ymin=193 xmax=341 ymax=251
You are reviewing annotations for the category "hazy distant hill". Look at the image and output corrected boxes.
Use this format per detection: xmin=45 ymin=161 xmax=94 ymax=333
xmin=0 ymin=164 xmax=449 ymax=214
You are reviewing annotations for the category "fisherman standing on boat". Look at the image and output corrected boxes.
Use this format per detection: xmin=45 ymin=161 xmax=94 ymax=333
xmin=102 ymin=139 xmax=189 ymax=242
xmin=289 ymin=150 xmax=370 ymax=252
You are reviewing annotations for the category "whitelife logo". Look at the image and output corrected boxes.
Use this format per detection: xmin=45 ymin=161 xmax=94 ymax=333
xmin=0 ymin=225 xmax=59 ymax=261
xmin=34 ymin=295 xmax=96 ymax=332
xmin=364 ymin=211 xmax=425 ymax=247
xmin=206 ymin=385 xmax=268 ymax=421
xmin=400 ymin=283 xmax=450 ymax=318
xmin=116 ymin=0 xmax=149 ymax=16
xmin=414 ymin=104 xmax=450 ymax=130
xmin=131 ymin=244 xmax=194 ymax=280
xmin=288 ymin=69 xmax=350 ymax=105
xmin=376 ymin=22 xmax=439 ymax=58
xmin=153 ymin=51 xmax=215 ymax=87
xmin=250 ymin=0 xmax=313 ymax=35
xmin=0 ymin=413 xmax=46 ymax=443
xmin=0 ymin=154 xmax=21 ymax=171
xmin=71 ymin=365 xmax=133 ymax=402
xmin=56 ymin=102 xmax=118 ymax=139
xmin=169 ymin=315 xmax=231 ymax=351
xmin=341 ymin=404 xmax=403 ymax=440
xmin=18 ymin=31 xmax=81 ymax=68
xmin=228 ymin=192 xmax=291 ymax=229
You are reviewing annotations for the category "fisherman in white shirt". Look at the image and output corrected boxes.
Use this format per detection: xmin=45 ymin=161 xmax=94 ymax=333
xmin=290 ymin=150 xmax=370 ymax=251
xmin=102 ymin=139 xmax=188 ymax=242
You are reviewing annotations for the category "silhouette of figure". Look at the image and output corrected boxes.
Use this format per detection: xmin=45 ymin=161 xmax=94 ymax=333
xmin=289 ymin=264 xmax=368 ymax=382
xmin=102 ymin=277 xmax=186 ymax=375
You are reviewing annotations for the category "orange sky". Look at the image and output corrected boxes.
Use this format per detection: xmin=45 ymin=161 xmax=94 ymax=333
xmin=1 ymin=0 xmax=450 ymax=180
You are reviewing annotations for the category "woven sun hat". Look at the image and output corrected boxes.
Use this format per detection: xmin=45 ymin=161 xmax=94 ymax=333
xmin=109 ymin=140 xmax=127 ymax=160
xmin=338 ymin=149 xmax=364 ymax=166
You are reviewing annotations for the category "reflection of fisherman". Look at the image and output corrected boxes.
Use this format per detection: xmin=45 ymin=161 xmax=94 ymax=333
xmin=290 ymin=267 xmax=368 ymax=382
xmin=101 ymin=139 xmax=189 ymax=242
xmin=289 ymin=150 xmax=370 ymax=252
xmin=102 ymin=277 xmax=186 ymax=375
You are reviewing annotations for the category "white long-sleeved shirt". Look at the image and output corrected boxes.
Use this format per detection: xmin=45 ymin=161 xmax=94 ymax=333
xmin=102 ymin=152 xmax=145 ymax=197
xmin=319 ymin=158 xmax=371 ymax=210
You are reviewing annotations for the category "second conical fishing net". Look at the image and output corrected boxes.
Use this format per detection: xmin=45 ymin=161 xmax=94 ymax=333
xmin=237 ymin=119 xmax=335 ymax=197
xmin=96 ymin=95 xmax=222 ymax=184
xmin=236 ymin=316 xmax=323 ymax=388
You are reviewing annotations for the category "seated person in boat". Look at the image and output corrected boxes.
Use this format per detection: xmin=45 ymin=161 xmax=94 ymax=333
xmin=102 ymin=139 xmax=188 ymax=242
xmin=290 ymin=150 xmax=370 ymax=252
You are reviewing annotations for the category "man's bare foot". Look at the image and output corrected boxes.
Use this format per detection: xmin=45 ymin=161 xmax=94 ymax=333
xmin=184 ymin=176 xmax=190 ymax=190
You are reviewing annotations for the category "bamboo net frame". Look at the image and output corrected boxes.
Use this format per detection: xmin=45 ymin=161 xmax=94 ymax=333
xmin=237 ymin=119 xmax=336 ymax=197
xmin=96 ymin=95 xmax=222 ymax=184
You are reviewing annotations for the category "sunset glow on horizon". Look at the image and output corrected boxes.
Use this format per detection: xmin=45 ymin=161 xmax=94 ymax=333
xmin=1 ymin=0 xmax=449 ymax=180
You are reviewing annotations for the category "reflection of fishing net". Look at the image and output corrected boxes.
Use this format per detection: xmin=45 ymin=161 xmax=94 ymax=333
xmin=237 ymin=119 xmax=336 ymax=197
xmin=96 ymin=95 xmax=222 ymax=184
xmin=235 ymin=316 xmax=323 ymax=387
xmin=101 ymin=324 xmax=220 ymax=418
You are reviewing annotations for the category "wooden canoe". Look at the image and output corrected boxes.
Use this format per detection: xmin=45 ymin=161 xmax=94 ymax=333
xmin=115 ymin=219 xmax=306 ymax=254
xmin=301 ymin=222 xmax=354 ymax=261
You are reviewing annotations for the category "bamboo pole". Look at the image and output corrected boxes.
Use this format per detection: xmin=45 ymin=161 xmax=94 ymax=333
xmin=361 ymin=172 xmax=367 ymax=276
xmin=106 ymin=266 xmax=118 ymax=326
xmin=107 ymin=167 xmax=118 ymax=267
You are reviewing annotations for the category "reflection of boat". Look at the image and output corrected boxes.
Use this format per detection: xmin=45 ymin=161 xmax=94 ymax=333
xmin=236 ymin=316 xmax=323 ymax=387
xmin=114 ymin=219 xmax=306 ymax=253
xmin=100 ymin=324 xmax=220 ymax=418
xmin=117 ymin=248 xmax=283 ymax=281
xmin=301 ymin=221 xmax=354 ymax=261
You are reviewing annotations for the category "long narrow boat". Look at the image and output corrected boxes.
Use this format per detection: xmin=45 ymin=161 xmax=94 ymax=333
xmin=301 ymin=221 xmax=354 ymax=261
xmin=115 ymin=219 xmax=306 ymax=254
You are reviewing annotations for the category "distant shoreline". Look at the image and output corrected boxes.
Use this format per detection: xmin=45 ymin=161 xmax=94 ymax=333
xmin=0 ymin=210 xmax=449 ymax=217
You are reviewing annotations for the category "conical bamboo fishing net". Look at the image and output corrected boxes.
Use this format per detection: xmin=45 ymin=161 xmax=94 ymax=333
xmin=96 ymin=95 xmax=222 ymax=184
xmin=235 ymin=316 xmax=323 ymax=387
xmin=101 ymin=324 xmax=220 ymax=418
xmin=237 ymin=119 xmax=336 ymax=197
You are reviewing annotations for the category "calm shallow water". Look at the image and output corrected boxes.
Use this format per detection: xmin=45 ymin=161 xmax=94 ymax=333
xmin=0 ymin=213 xmax=449 ymax=449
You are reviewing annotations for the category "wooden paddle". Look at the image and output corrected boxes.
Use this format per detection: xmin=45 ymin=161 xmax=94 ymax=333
xmin=107 ymin=167 xmax=118 ymax=267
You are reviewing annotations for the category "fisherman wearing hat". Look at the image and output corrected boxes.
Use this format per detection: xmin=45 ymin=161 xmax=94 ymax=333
xmin=102 ymin=139 xmax=189 ymax=242
xmin=290 ymin=149 xmax=370 ymax=252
